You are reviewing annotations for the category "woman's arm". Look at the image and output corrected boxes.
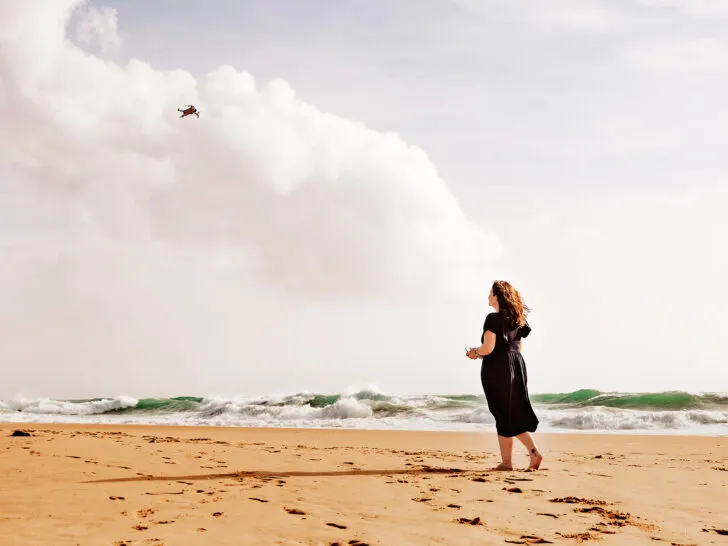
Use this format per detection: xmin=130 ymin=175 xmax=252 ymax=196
xmin=474 ymin=331 xmax=496 ymax=357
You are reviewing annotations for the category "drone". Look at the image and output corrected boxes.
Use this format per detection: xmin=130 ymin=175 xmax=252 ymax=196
xmin=178 ymin=105 xmax=200 ymax=118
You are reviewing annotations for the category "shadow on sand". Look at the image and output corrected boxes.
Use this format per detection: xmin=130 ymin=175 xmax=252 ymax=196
xmin=84 ymin=466 xmax=463 ymax=484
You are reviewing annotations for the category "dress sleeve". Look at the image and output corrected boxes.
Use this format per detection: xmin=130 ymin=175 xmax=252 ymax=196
xmin=483 ymin=312 xmax=500 ymax=334
xmin=519 ymin=321 xmax=532 ymax=338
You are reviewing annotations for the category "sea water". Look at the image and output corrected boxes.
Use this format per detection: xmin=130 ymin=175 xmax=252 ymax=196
xmin=1 ymin=389 xmax=726 ymax=435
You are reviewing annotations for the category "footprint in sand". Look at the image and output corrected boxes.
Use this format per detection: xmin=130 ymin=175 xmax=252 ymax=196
xmin=519 ymin=535 xmax=553 ymax=544
xmin=249 ymin=497 xmax=269 ymax=503
xmin=549 ymin=496 xmax=606 ymax=506
xmin=576 ymin=505 xmax=630 ymax=523
xmin=109 ymin=496 xmax=126 ymax=501
xmin=590 ymin=523 xmax=616 ymax=535
xmin=556 ymin=532 xmax=593 ymax=541
xmin=455 ymin=517 xmax=483 ymax=526
xmin=326 ymin=523 xmax=347 ymax=529
xmin=285 ymin=507 xmax=306 ymax=515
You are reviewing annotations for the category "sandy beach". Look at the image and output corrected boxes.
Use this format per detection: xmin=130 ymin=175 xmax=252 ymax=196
xmin=0 ymin=423 xmax=726 ymax=545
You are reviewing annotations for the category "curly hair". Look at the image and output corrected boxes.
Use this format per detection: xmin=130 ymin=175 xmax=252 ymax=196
xmin=492 ymin=280 xmax=530 ymax=329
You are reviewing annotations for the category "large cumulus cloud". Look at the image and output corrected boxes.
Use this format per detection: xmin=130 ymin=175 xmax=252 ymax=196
xmin=0 ymin=0 xmax=498 ymax=303
xmin=0 ymin=0 xmax=501 ymax=398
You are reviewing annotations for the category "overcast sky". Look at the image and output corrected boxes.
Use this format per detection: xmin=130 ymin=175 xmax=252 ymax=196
xmin=1 ymin=0 xmax=726 ymax=399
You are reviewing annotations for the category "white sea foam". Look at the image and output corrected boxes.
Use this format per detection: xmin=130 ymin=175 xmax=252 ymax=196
xmin=2 ymin=395 xmax=138 ymax=415
xmin=544 ymin=407 xmax=728 ymax=430
xmin=196 ymin=395 xmax=373 ymax=420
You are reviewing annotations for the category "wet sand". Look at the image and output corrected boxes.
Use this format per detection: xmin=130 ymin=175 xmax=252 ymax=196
xmin=0 ymin=423 xmax=726 ymax=545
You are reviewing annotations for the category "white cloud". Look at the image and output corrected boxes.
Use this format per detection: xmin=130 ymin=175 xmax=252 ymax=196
xmin=0 ymin=0 xmax=498 ymax=304
xmin=74 ymin=4 xmax=121 ymax=54
xmin=0 ymin=0 xmax=504 ymax=398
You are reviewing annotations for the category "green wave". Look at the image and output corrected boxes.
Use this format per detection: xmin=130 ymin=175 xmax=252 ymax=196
xmin=442 ymin=395 xmax=482 ymax=402
xmin=122 ymin=396 xmax=203 ymax=412
xmin=44 ymin=390 xmax=727 ymax=416
xmin=531 ymin=390 xmax=727 ymax=410
xmin=531 ymin=389 xmax=602 ymax=404
xmin=310 ymin=394 xmax=340 ymax=408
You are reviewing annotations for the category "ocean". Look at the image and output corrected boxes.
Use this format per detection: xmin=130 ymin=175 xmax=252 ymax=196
xmin=1 ymin=389 xmax=726 ymax=436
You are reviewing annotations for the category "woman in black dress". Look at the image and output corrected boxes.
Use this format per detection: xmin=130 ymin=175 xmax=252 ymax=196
xmin=466 ymin=280 xmax=542 ymax=471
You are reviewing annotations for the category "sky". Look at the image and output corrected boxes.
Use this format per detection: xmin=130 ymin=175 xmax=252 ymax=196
xmin=0 ymin=0 xmax=726 ymax=399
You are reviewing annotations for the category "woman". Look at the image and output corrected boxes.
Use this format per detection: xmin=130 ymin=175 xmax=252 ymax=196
xmin=466 ymin=280 xmax=542 ymax=471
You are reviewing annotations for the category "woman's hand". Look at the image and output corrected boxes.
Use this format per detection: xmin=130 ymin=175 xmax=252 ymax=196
xmin=465 ymin=347 xmax=480 ymax=359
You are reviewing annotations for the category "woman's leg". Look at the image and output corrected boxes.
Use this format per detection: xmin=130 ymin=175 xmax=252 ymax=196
xmin=516 ymin=432 xmax=542 ymax=470
xmin=494 ymin=435 xmax=514 ymax=470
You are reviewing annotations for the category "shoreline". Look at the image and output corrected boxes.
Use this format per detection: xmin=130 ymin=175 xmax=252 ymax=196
xmin=3 ymin=419 xmax=722 ymax=435
xmin=1 ymin=422 xmax=726 ymax=544
xmin=2 ymin=417 xmax=726 ymax=437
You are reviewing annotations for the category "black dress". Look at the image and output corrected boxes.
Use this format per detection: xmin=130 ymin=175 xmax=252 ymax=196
xmin=480 ymin=312 xmax=539 ymax=437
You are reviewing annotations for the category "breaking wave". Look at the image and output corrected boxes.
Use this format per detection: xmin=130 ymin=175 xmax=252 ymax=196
xmin=1 ymin=389 xmax=726 ymax=434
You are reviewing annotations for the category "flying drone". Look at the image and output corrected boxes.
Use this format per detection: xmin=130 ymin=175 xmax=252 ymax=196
xmin=178 ymin=105 xmax=199 ymax=118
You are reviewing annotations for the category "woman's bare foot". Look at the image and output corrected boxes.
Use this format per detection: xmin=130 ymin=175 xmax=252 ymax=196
xmin=527 ymin=449 xmax=543 ymax=471
xmin=492 ymin=462 xmax=513 ymax=471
